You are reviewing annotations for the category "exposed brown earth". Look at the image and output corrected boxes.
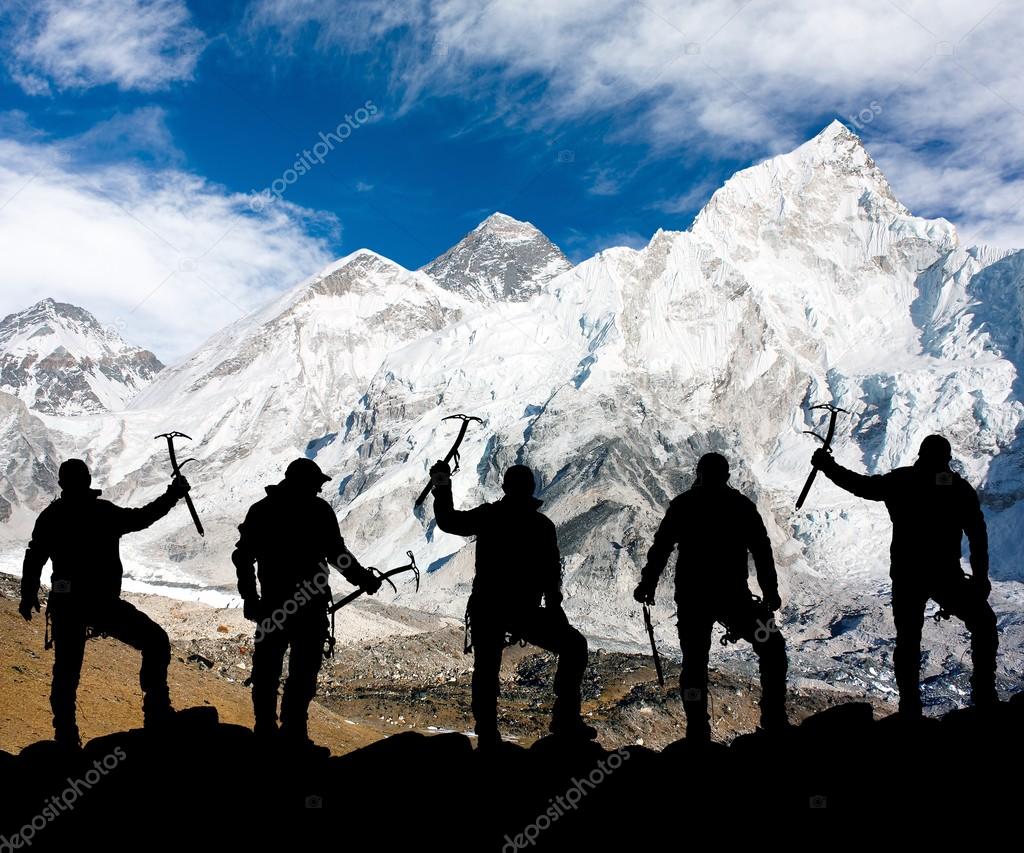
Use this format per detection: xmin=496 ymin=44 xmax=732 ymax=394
xmin=0 ymin=573 xmax=895 ymax=755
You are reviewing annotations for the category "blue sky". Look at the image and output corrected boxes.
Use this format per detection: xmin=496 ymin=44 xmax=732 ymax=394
xmin=1 ymin=1 xmax=1022 ymax=361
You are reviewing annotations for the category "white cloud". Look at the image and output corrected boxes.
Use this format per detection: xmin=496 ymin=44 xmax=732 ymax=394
xmin=5 ymin=0 xmax=205 ymax=94
xmin=249 ymin=0 xmax=1024 ymax=248
xmin=650 ymin=180 xmax=719 ymax=217
xmin=67 ymin=106 xmax=186 ymax=166
xmin=586 ymin=167 xmax=624 ymax=197
xmin=0 ymin=131 xmax=337 ymax=363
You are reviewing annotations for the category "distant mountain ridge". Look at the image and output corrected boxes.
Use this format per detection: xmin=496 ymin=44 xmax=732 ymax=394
xmin=0 ymin=298 xmax=163 ymax=415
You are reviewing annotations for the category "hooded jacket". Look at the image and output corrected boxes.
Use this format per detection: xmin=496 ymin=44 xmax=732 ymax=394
xmin=816 ymin=457 xmax=988 ymax=581
xmin=432 ymin=483 xmax=563 ymax=619
xmin=232 ymin=481 xmax=368 ymax=607
xmin=21 ymin=485 xmax=182 ymax=609
xmin=641 ymin=483 xmax=778 ymax=608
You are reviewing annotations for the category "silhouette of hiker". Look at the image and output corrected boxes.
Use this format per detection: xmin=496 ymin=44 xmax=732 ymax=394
xmin=19 ymin=458 xmax=192 ymax=748
xmin=634 ymin=453 xmax=788 ymax=740
xmin=428 ymin=460 xmax=594 ymax=748
xmin=811 ymin=435 xmax=998 ymax=715
xmin=233 ymin=457 xmax=381 ymax=752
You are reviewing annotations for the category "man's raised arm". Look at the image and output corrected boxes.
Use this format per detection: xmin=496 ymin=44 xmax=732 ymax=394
xmin=811 ymin=449 xmax=891 ymax=501
xmin=429 ymin=460 xmax=485 ymax=537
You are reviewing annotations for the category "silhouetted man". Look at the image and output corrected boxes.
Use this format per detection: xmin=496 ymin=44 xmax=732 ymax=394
xmin=19 ymin=458 xmax=192 ymax=748
xmin=634 ymin=453 xmax=788 ymax=740
xmin=233 ymin=457 xmax=381 ymax=752
xmin=811 ymin=435 xmax=997 ymax=715
xmin=429 ymin=460 xmax=593 ymax=748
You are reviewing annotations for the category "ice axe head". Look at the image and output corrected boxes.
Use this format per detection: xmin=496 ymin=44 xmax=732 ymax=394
xmin=155 ymin=430 xmax=193 ymax=442
xmin=406 ymin=550 xmax=420 ymax=592
xmin=155 ymin=431 xmax=200 ymax=476
xmin=802 ymin=403 xmax=850 ymax=443
xmin=441 ymin=413 xmax=483 ymax=425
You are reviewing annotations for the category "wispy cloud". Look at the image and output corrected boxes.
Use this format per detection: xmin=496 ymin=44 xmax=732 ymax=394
xmin=586 ymin=167 xmax=624 ymax=197
xmin=3 ymin=0 xmax=205 ymax=94
xmin=247 ymin=0 xmax=1024 ymax=248
xmin=561 ymin=226 xmax=651 ymax=262
xmin=650 ymin=179 xmax=719 ymax=217
xmin=0 ymin=125 xmax=336 ymax=362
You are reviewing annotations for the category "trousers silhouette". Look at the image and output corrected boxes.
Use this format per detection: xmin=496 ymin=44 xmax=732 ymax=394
xmin=469 ymin=604 xmax=588 ymax=737
xmin=250 ymin=610 xmax=328 ymax=735
xmin=50 ymin=600 xmax=171 ymax=734
xmin=892 ymin=572 xmax=997 ymax=711
xmin=678 ymin=596 xmax=787 ymax=735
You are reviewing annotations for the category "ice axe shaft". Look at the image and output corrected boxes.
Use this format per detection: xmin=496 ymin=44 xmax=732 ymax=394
xmin=642 ymin=603 xmax=665 ymax=687
xmin=155 ymin=431 xmax=204 ymax=537
xmin=795 ymin=403 xmax=849 ymax=510
xmin=414 ymin=413 xmax=483 ymax=507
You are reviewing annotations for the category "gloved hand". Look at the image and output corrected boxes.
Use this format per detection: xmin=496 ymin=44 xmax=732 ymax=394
xmin=545 ymin=590 xmax=564 ymax=608
xmin=169 ymin=475 xmax=191 ymax=498
xmin=361 ymin=569 xmax=383 ymax=595
xmin=763 ymin=591 xmax=783 ymax=612
xmin=633 ymin=580 xmax=656 ymax=605
xmin=811 ymin=448 xmax=834 ymax=470
xmin=19 ymin=594 xmax=40 ymax=622
xmin=243 ymin=597 xmax=263 ymax=622
xmin=429 ymin=460 xmax=451 ymax=489
xmin=970 ymin=574 xmax=992 ymax=598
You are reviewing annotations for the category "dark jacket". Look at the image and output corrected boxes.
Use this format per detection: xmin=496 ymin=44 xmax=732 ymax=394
xmin=232 ymin=482 xmax=367 ymax=606
xmin=432 ymin=483 xmax=562 ymax=619
xmin=22 ymin=486 xmax=181 ymax=609
xmin=817 ymin=458 xmax=988 ymax=581
xmin=641 ymin=483 xmax=778 ymax=607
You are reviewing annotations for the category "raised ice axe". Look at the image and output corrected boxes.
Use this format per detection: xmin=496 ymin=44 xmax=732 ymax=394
xmin=413 ymin=413 xmax=483 ymax=508
xmin=155 ymin=431 xmax=204 ymax=536
xmin=795 ymin=403 xmax=850 ymax=510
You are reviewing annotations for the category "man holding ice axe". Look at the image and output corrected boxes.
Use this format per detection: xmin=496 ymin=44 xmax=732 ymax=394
xmin=808 ymin=434 xmax=998 ymax=716
xmin=634 ymin=453 xmax=788 ymax=740
xmin=20 ymin=456 xmax=193 ymax=749
xmin=426 ymin=451 xmax=593 ymax=749
xmin=233 ymin=457 xmax=382 ymax=752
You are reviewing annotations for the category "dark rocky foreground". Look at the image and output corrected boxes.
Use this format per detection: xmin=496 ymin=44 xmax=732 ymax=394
xmin=2 ymin=696 xmax=1020 ymax=850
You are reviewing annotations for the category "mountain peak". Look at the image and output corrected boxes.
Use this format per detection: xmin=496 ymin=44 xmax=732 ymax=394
xmin=474 ymin=211 xmax=533 ymax=232
xmin=422 ymin=213 xmax=572 ymax=302
xmin=690 ymin=119 xmax=907 ymax=243
xmin=0 ymin=298 xmax=163 ymax=415
xmin=817 ymin=119 xmax=858 ymax=144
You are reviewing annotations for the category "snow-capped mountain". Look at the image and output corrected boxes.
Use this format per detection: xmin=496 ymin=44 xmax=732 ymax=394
xmin=0 ymin=299 xmax=163 ymax=415
xmin=2 ymin=126 xmax=1023 ymax=708
xmin=422 ymin=212 xmax=572 ymax=301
